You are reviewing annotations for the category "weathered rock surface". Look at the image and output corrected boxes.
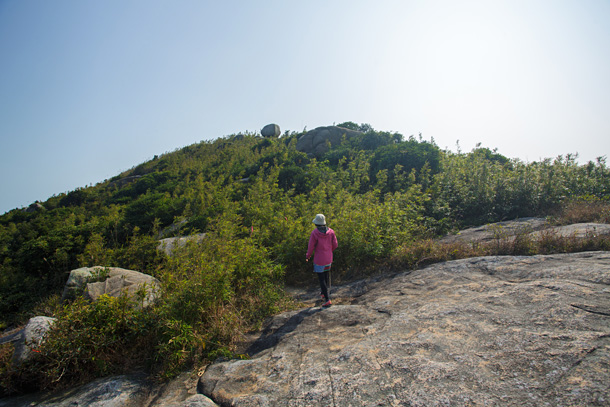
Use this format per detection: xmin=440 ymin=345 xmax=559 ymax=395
xmin=531 ymin=222 xmax=610 ymax=239
xmin=4 ymin=316 xmax=56 ymax=365
xmin=0 ymin=372 xmax=219 ymax=407
xmin=261 ymin=124 xmax=280 ymax=138
xmin=147 ymin=372 xmax=219 ymax=407
xmin=158 ymin=234 xmax=206 ymax=256
xmin=296 ymin=126 xmax=362 ymax=157
xmin=201 ymin=252 xmax=610 ymax=406
xmin=61 ymin=266 xmax=160 ymax=307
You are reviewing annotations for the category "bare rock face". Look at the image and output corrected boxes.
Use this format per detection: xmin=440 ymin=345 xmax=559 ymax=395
xmin=296 ymin=126 xmax=362 ymax=157
xmin=61 ymin=266 xmax=160 ymax=307
xmin=200 ymin=252 xmax=610 ymax=406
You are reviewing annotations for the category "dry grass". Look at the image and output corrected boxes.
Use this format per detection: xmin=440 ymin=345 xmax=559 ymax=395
xmin=389 ymin=224 xmax=610 ymax=273
xmin=553 ymin=198 xmax=610 ymax=225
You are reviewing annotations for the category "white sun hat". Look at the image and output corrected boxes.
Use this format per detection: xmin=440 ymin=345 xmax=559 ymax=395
xmin=312 ymin=214 xmax=326 ymax=226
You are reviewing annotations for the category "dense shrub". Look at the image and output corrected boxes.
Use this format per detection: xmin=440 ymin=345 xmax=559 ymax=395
xmin=122 ymin=192 xmax=186 ymax=234
xmin=370 ymin=139 xmax=441 ymax=191
xmin=154 ymin=215 xmax=288 ymax=378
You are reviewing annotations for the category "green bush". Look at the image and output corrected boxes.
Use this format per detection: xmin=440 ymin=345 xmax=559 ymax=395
xmin=155 ymin=214 xmax=288 ymax=377
xmin=14 ymin=295 xmax=158 ymax=392
xmin=123 ymin=192 xmax=186 ymax=234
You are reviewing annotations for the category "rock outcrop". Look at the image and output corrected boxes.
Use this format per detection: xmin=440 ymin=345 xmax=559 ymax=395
xmin=200 ymin=252 xmax=610 ymax=406
xmin=440 ymin=217 xmax=550 ymax=244
xmin=61 ymin=266 xmax=160 ymax=307
xmin=23 ymin=203 xmax=45 ymax=213
xmin=296 ymin=126 xmax=362 ymax=157
xmin=0 ymin=372 xmax=219 ymax=407
xmin=440 ymin=217 xmax=610 ymax=244
xmin=531 ymin=222 xmax=610 ymax=239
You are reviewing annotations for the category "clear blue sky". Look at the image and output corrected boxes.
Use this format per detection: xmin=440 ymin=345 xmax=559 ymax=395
xmin=1 ymin=0 xmax=609 ymax=214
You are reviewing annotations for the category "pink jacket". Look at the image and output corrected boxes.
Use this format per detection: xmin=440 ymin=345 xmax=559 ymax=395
xmin=306 ymin=227 xmax=338 ymax=265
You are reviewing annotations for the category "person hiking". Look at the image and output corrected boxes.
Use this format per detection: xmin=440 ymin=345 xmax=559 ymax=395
xmin=305 ymin=214 xmax=338 ymax=307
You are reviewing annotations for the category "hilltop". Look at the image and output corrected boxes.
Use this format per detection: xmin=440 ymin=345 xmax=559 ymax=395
xmin=1 ymin=122 xmax=609 ymax=396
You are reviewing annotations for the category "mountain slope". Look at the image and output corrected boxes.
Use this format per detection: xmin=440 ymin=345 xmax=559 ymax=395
xmin=1 ymin=123 xmax=609 ymax=393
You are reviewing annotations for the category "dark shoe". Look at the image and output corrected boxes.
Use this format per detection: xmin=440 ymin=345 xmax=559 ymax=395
xmin=322 ymin=300 xmax=332 ymax=308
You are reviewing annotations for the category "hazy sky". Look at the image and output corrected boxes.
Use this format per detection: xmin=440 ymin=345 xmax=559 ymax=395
xmin=1 ymin=0 xmax=609 ymax=214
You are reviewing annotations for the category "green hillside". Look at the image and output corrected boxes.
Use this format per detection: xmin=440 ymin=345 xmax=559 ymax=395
xmin=1 ymin=123 xmax=609 ymax=393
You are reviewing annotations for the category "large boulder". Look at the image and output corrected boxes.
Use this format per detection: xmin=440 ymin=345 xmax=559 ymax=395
xmin=61 ymin=267 xmax=160 ymax=307
xmin=261 ymin=123 xmax=280 ymax=138
xmin=200 ymin=251 xmax=610 ymax=406
xmin=296 ymin=126 xmax=362 ymax=157
xmin=9 ymin=316 xmax=56 ymax=365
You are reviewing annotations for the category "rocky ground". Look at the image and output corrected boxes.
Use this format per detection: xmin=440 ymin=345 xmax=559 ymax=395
xmin=201 ymin=251 xmax=610 ymax=406
xmin=2 ymin=220 xmax=609 ymax=406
